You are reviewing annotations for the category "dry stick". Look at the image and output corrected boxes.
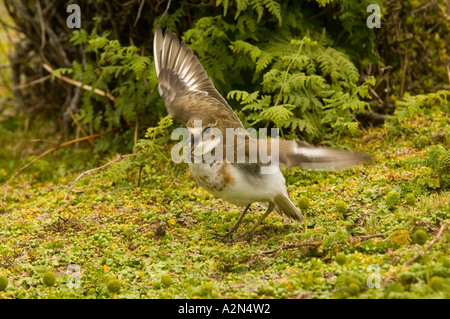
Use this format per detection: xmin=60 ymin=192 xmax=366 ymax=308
xmin=161 ymin=0 xmax=172 ymax=20
xmin=354 ymin=233 xmax=385 ymax=241
xmin=36 ymin=0 xmax=45 ymax=52
xmin=133 ymin=0 xmax=145 ymax=27
xmin=66 ymin=107 xmax=94 ymax=146
xmin=2 ymin=129 xmax=117 ymax=200
xmin=64 ymin=153 xmax=135 ymax=201
xmin=400 ymin=53 xmax=408 ymax=97
xmin=12 ymin=74 xmax=51 ymax=90
xmin=403 ymin=221 xmax=449 ymax=267
xmin=134 ymin=116 xmax=139 ymax=147
xmin=42 ymin=63 xmax=132 ymax=127
xmin=260 ymin=233 xmax=385 ymax=255
xmin=447 ymin=64 xmax=450 ymax=86
xmin=42 ymin=63 xmax=116 ymax=102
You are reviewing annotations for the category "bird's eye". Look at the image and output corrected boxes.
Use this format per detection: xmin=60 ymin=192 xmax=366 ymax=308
xmin=203 ymin=127 xmax=211 ymax=135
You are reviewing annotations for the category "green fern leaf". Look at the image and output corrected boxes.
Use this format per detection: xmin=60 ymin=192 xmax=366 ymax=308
xmin=261 ymin=104 xmax=294 ymax=127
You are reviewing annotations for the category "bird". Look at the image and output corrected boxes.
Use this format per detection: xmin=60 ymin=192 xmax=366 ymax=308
xmin=153 ymin=26 xmax=370 ymax=242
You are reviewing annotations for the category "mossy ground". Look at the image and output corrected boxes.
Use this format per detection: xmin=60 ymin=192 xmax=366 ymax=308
xmin=0 ymin=106 xmax=449 ymax=299
xmin=0 ymin=4 xmax=448 ymax=297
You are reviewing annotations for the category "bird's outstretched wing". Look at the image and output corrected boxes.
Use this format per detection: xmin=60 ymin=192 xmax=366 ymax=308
xmin=153 ymin=26 xmax=244 ymax=129
xmin=154 ymin=27 xmax=370 ymax=169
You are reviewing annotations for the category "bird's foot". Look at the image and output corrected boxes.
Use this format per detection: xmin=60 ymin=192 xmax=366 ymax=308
xmin=213 ymin=230 xmax=234 ymax=240
xmin=213 ymin=225 xmax=240 ymax=240
xmin=217 ymin=230 xmax=254 ymax=243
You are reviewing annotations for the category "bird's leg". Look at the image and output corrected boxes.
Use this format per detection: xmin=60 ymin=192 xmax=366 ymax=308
xmin=215 ymin=204 xmax=251 ymax=239
xmin=224 ymin=202 xmax=274 ymax=243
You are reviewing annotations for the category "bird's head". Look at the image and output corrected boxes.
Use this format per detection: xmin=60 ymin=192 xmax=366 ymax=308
xmin=186 ymin=118 xmax=223 ymax=160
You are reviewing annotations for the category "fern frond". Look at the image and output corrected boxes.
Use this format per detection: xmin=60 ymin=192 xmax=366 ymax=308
xmin=261 ymin=104 xmax=294 ymax=127
xmin=263 ymin=0 xmax=282 ymax=25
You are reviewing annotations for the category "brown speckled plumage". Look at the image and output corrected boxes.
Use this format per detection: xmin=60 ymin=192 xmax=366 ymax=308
xmin=153 ymin=27 xmax=370 ymax=241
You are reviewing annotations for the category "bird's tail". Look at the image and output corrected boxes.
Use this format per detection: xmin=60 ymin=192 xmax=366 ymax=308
xmin=274 ymin=195 xmax=304 ymax=222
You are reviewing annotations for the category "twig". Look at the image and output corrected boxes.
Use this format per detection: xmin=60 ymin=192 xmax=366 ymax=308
xmin=260 ymin=242 xmax=321 ymax=255
xmin=2 ymin=129 xmax=118 ymax=200
xmin=403 ymin=222 xmax=449 ymax=267
xmin=369 ymin=86 xmax=384 ymax=105
xmin=134 ymin=116 xmax=139 ymax=147
xmin=43 ymin=63 xmax=132 ymax=127
xmin=160 ymin=0 xmax=172 ymax=21
xmin=12 ymin=74 xmax=51 ymax=90
xmin=42 ymin=63 xmax=116 ymax=102
xmin=36 ymin=0 xmax=46 ymax=53
xmin=400 ymin=53 xmax=408 ymax=97
xmin=66 ymin=107 xmax=94 ymax=146
xmin=64 ymin=153 xmax=135 ymax=201
xmin=447 ymin=64 xmax=450 ymax=86
xmin=355 ymin=233 xmax=385 ymax=241
xmin=133 ymin=0 xmax=145 ymax=27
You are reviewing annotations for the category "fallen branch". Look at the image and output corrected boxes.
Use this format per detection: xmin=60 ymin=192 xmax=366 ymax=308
xmin=64 ymin=153 xmax=135 ymax=201
xmin=12 ymin=74 xmax=51 ymax=90
xmin=2 ymin=129 xmax=118 ymax=200
xmin=403 ymin=221 xmax=449 ymax=267
xmin=43 ymin=63 xmax=116 ymax=102
xmin=43 ymin=63 xmax=132 ymax=127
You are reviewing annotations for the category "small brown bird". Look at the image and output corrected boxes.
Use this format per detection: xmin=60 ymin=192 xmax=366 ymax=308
xmin=153 ymin=27 xmax=369 ymax=242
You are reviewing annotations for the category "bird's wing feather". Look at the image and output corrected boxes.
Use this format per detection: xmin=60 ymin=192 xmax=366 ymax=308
xmin=153 ymin=27 xmax=243 ymax=128
xmin=243 ymin=138 xmax=370 ymax=169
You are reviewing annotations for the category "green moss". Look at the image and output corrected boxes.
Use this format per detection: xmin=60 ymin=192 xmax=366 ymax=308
xmin=0 ymin=275 xmax=8 ymax=291
xmin=106 ymin=278 xmax=121 ymax=294
xmin=412 ymin=229 xmax=428 ymax=245
xmin=385 ymin=190 xmax=401 ymax=207
xmin=429 ymin=276 xmax=444 ymax=291
xmin=405 ymin=193 xmax=416 ymax=206
xmin=297 ymin=196 xmax=310 ymax=211
xmin=335 ymin=253 xmax=347 ymax=265
xmin=347 ymin=283 xmax=360 ymax=296
xmin=161 ymin=273 xmax=173 ymax=288
xmin=335 ymin=201 xmax=348 ymax=214
xmin=0 ymin=98 xmax=449 ymax=299
xmin=43 ymin=271 xmax=56 ymax=287
xmin=415 ymin=135 xmax=430 ymax=149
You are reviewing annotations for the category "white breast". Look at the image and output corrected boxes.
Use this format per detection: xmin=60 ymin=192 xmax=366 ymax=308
xmin=189 ymin=162 xmax=288 ymax=207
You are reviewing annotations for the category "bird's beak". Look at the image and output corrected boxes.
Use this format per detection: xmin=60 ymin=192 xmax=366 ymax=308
xmin=188 ymin=134 xmax=199 ymax=153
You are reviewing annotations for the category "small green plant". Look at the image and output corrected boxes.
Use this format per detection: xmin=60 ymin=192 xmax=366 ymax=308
xmin=161 ymin=273 xmax=174 ymax=289
xmin=385 ymin=190 xmax=401 ymax=208
xmin=106 ymin=278 xmax=122 ymax=294
xmin=389 ymin=90 xmax=450 ymax=124
xmin=43 ymin=271 xmax=56 ymax=287
xmin=0 ymin=275 xmax=8 ymax=291
xmin=414 ymin=135 xmax=430 ymax=149
xmin=335 ymin=253 xmax=347 ymax=265
xmin=334 ymin=273 xmax=362 ymax=298
xmin=429 ymin=276 xmax=444 ymax=291
xmin=388 ymin=230 xmax=411 ymax=247
xmin=298 ymin=195 xmax=310 ymax=230
xmin=412 ymin=229 xmax=428 ymax=245
xmin=335 ymin=201 xmax=348 ymax=215
xmin=405 ymin=193 xmax=416 ymax=206
xmin=347 ymin=283 xmax=360 ymax=296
